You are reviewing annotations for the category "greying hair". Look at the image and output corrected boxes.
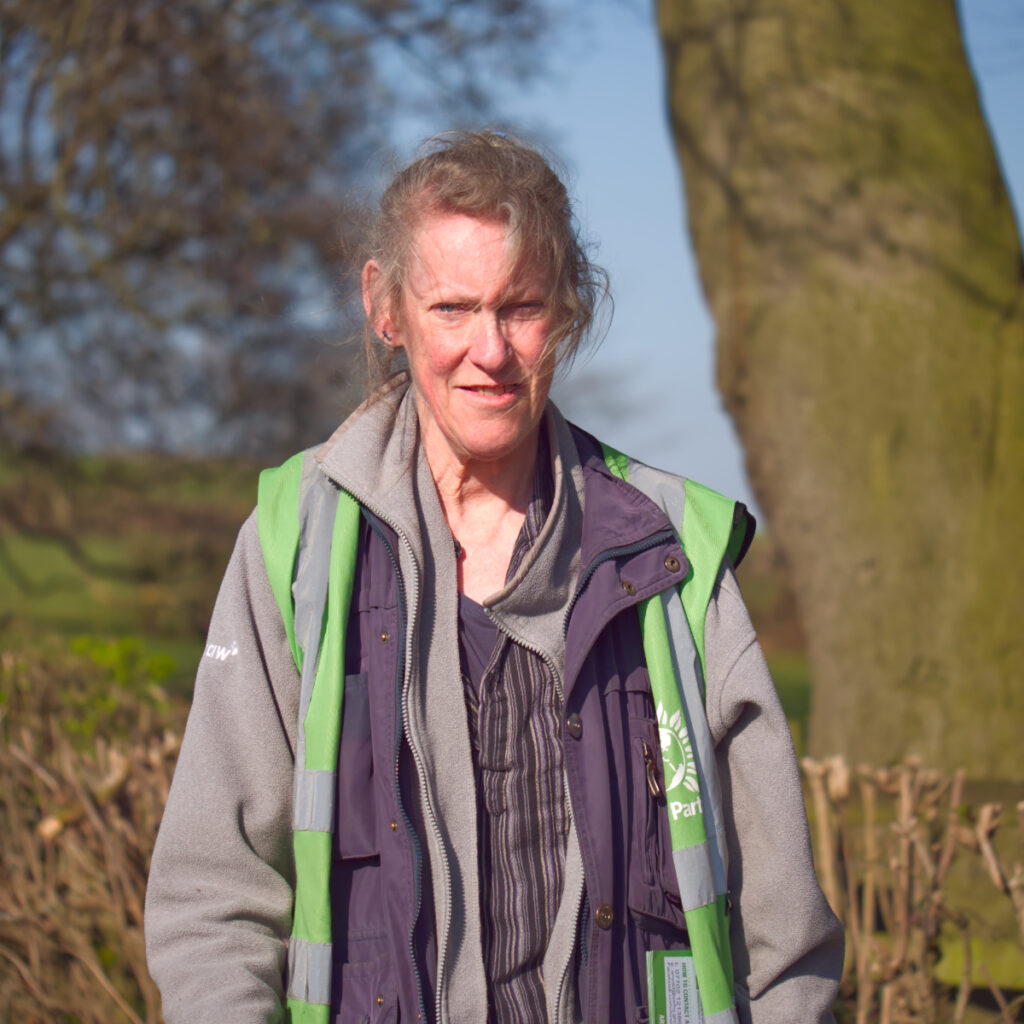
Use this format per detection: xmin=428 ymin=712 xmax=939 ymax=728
xmin=362 ymin=130 xmax=609 ymax=390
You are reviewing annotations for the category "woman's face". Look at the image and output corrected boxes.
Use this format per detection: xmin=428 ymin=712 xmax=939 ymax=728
xmin=372 ymin=212 xmax=555 ymax=476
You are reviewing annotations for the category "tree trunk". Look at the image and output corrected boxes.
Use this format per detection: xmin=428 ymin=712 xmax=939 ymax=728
xmin=658 ymin=0 xmax=1024 ymax=776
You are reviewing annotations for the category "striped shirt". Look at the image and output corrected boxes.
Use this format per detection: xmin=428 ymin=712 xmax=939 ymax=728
xmin=458 ymin=442 xmax=569 ymax=1023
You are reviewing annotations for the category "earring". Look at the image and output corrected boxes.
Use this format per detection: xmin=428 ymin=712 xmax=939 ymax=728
xmin=382 ymin=330 xmax=391 ymax=342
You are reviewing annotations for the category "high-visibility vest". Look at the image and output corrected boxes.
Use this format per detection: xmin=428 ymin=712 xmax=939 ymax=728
xmin=257 ymin=442 xmax=754 ymax=1024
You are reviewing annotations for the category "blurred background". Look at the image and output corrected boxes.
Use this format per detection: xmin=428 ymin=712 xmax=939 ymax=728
xmin=1 ymin=1 xmax=1022 ymax=1020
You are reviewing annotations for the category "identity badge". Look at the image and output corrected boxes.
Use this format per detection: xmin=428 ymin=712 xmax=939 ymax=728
xmin=646 ymin=950 xmax=703 ymax=1024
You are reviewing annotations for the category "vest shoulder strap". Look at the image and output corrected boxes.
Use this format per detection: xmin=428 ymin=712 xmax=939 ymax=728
xmin=600 ymin=441 xmax=754 ymax=676
xmin=257 ymin=451 xmax=306 ymax=670
xmin=601 ymin=441 xmax=745 ymax=1022
xmin=257 ymin=453 xmax=362 ymax=1023
xmin=677 ymin=478 xmax=754 ymax=679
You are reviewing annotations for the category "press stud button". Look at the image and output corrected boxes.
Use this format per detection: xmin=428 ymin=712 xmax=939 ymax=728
xmin=566 ymin=713 xmax=583 ymax=739
xmin=380 ymin=630 xmax=390 ymax=643
xmin=622 ymin=580 xmax=636 ymax=596
xmin=390 ymin=821 xmax=398 ymax=831
xmin=595 ymin=903 xmax=614 ymax=929
xmin=665 ymin=555 xmax=680 ymax=572
xmin=376 ymin=994 xmax=384 ymax=1006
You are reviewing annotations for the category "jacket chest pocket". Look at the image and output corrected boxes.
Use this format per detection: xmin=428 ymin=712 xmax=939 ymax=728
xmin=336 ymin=672 xmax=377 ymax=859
xmin=331 ymin=671 xmax=391 ymax=968
xmin=621 ymin=678 xmax=689 ymax=943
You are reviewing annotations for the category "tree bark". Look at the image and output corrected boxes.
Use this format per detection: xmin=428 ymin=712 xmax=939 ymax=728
xmin=658 ymin=0 xmax=1024 ymax=776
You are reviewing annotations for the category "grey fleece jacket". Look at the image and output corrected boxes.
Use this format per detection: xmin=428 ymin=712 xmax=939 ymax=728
xmin=144 ymin=380 xmax=843 ymax=1024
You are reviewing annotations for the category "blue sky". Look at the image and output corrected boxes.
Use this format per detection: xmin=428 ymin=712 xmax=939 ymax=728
xmin=393 ymin=1 xmax=1023 ymax=511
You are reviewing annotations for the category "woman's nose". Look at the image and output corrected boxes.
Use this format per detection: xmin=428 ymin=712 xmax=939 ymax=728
xmin=469 ymin=312 xmax=511 ymax=369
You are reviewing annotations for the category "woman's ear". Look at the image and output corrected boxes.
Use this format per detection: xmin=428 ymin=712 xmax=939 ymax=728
xmin=362 ymin=260 xmax=397 ymax=345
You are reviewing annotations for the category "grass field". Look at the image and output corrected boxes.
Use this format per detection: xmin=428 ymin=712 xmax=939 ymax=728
xmin=0 ymin=449 xmax=258 ymax=692
xmin=1 ymin=448 xmax=816 ymax=722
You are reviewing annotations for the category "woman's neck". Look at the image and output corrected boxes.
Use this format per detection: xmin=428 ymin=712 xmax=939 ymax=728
xmin=423 ymin=431 xmax=541 ymax=603
xmin=421 ymin=419 xmax=539 ymax=521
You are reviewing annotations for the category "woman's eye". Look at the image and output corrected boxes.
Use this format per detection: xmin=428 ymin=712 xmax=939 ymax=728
xmin=504 ymin=302 xmax=545 ymax=320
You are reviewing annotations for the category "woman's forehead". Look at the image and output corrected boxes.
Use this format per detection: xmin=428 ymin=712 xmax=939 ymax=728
xmin=406 ymin=211 xmax=550 ymax=294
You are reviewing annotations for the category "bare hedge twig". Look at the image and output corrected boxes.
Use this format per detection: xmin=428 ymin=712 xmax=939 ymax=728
xmin=953 ymin=923 xmax=971 ymax=1024
xmin=979 ymin=963 xmax=1013 ymax=1024
xmin=803 ymin=757 xmax=843 ymax=919
xmin=60 ymin=944 xmax=146 ymax=1024
xmin=977 ymin=804 xmax=1008 ymax=893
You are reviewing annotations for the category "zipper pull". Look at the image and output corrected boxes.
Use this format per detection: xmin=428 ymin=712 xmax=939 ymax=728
xmin=641 ymin=739 xmax=662 ymax=798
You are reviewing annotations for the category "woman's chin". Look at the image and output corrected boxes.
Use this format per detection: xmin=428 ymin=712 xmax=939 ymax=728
xmin=435 ymin=422 xmax=544 ymax=473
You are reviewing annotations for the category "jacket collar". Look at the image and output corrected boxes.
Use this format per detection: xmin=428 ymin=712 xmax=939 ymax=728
xmin=314 ymin=372 xmax=424 ymax=543
xmin=572 ymin=425 xmax=683 ymax=571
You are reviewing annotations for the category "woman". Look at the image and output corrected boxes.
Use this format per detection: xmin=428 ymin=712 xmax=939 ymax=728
xmin=145 ymin=131 xmax=843 ymax=1024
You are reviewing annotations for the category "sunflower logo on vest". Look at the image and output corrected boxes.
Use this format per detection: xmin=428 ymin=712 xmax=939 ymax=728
xmin=656 ymin=701 xmax=700 ymax=795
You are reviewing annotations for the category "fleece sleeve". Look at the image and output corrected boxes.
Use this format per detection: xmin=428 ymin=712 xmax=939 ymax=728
xmin=144 ymin=512 xmax=301 ymax=1024
xmin=704 ymin=565 xmax=845 ymax=1024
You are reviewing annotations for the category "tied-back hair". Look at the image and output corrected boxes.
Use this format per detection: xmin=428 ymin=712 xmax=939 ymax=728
xmin=362 ymin=130 xmax=610 ymax=392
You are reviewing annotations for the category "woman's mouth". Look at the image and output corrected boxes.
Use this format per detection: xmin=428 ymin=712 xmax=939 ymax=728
xmin=462 ymin=383 xmax=518 ymax=396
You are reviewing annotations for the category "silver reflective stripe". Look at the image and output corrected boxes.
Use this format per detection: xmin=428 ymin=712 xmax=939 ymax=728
xmin=292 ymin=459 xmax=341 ymax=786
xmin=293 ymin=767 xmax=337 ymax=832
xmin=661 ymin=585 xmax=729 ymax=896
xmin=705 ymin=1007 xmax=740 ymax=1024
xmin=287 ymin=937 xmax=333 ymax=1005
xmin=624 ymin=460 xmax=688 ymax=558
xmin=294 ymin=463 xmax=341 ymax=704
xmin=672 ymin=841 xmax=716 ymax=910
